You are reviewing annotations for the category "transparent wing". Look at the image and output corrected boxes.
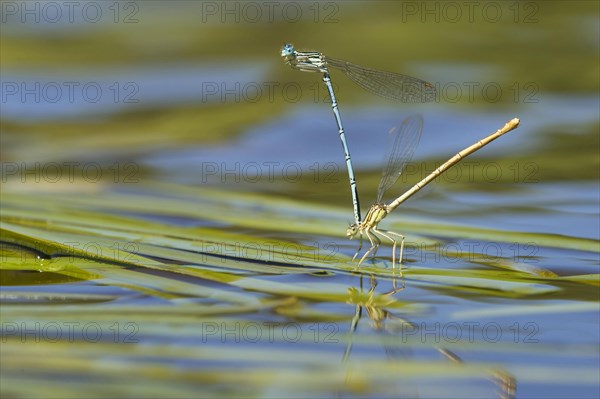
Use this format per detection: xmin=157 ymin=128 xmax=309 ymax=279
xmin=325 ymin=57 xmax=436 ymax=103
xmin=376 ymin=115 xmax=424 ymax=203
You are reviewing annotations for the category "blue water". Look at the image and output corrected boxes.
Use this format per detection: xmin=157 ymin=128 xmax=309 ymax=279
xmin=143 ymin=94 xmax=598 ymax=172
xmin=2 ymin=30 xmax=599 ymax=399
xmin=1 ymin=62 xmax=266 ymax=120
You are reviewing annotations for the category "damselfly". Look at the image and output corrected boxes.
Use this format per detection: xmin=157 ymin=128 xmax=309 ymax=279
xmin=280 ymin=43 xmax=436 ymax=225
xmin=347 ymin=116 xmax=521 ymax=272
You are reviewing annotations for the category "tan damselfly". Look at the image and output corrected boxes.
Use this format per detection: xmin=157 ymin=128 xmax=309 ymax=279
xmin=347 ymin=116 xmax=521 ymax=272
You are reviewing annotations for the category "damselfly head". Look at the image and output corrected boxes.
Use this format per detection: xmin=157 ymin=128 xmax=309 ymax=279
xmin=346 ymin=223 xmax=359 ymax=239
xmin=281 ymin=43 xmax=295 ymax=62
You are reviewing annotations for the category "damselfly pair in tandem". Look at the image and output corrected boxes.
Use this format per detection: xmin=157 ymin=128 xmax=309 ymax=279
xmin=281 ymin=43 xmax=521 ymax=272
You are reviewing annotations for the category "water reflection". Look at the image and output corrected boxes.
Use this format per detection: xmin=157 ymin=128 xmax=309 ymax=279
xmin=343 ymin=273 xmax=516 ymax=399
